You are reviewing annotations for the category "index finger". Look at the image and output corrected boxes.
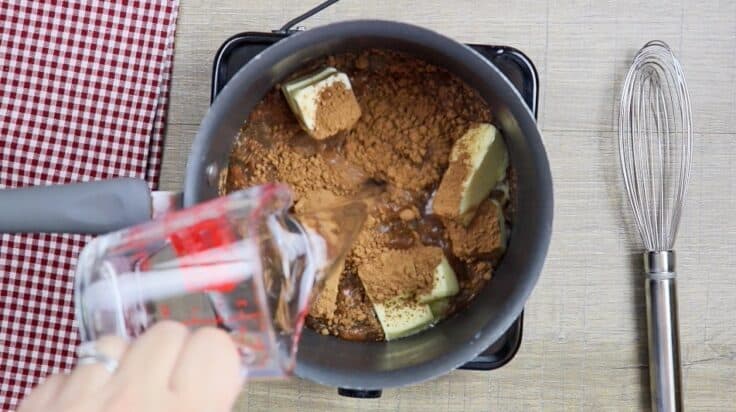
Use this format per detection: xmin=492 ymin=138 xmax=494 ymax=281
xmin=169 ymin=327 xmax=243 ymax=411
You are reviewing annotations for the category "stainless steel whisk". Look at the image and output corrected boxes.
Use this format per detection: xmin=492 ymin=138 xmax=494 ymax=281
xmin=618 ymin=41 xmax=692 ymax=412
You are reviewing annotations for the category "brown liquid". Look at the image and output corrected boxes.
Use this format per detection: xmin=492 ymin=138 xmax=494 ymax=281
xmin=413 ymin=214 xmax=447 ymax=249
xmin=379 ymin=219 xmax=416 ymax=249
xmin=334 ymin=271 xmax=383 ymax=341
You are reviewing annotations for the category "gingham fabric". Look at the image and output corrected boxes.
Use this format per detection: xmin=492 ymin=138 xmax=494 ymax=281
xmin=0 ymin=1 xmax=179 ymax=409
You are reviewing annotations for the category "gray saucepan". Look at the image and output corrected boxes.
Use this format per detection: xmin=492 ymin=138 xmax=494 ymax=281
xmin=186 ymin=19 xmax=553 ymax=392
xmin=0 ymin=20 xmax=553 ymax=393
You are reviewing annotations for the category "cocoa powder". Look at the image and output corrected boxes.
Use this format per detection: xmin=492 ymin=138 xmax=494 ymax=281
xmin=341 ymin=50 xmax=489 ymax=192
xmin=224 ymin=49 xmax=507 ymax=341
xmin=312 ymin=82 xmax=361 ymax=140
xmin=357 ymin=245 xmax=442 ymax=303
xmin=444 ymin=198 xmax=505 ymax=260
xmin=432 ymin=151 xmax=471 ymax=220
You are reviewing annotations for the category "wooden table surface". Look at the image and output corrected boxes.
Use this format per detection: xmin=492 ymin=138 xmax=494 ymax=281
xmin=160 ymin=1 xmax=736 ymax=410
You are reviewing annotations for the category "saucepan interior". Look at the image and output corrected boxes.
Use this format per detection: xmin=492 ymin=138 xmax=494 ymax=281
xmin=184 ymin=20 xmax=553 ymax=389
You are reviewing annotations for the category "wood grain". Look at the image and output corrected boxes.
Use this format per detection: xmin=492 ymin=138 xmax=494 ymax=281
xmin=161 ymin=1 xmax=736 ymax=410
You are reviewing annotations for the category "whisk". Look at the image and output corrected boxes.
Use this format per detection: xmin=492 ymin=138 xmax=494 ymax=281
xmin=618 ymin=41 xmax=692 ymax=411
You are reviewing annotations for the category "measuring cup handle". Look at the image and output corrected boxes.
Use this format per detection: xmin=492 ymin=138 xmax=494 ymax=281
xmin=0 ymin=178 xmax=152 ymax=235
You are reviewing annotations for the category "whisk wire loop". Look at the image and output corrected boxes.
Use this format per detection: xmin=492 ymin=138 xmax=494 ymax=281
xmin=618 ymin=41 xmax=692 ymax=252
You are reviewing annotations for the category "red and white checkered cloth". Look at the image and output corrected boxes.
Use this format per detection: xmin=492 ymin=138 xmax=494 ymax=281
xmin=0 ymin=1 xmax=179 ymax=409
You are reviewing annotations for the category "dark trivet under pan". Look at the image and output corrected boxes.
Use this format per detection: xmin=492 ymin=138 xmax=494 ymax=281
xmin=210 ymin=30 xmax=538 ymax=394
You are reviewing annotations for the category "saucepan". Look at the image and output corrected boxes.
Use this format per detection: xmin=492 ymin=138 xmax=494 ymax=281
xmin=0 ymin=20 xmax=553 ymax=394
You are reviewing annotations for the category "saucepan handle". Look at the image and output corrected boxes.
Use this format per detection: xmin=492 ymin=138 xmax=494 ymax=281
xmin=0 ymin=178 xmax=152 ymax=235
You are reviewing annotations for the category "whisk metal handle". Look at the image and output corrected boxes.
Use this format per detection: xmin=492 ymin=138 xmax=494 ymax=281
xmin=644 ymin=251 xmax=683 ymax=412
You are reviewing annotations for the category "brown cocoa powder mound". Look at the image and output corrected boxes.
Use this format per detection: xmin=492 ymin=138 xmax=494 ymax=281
xmin=309 ymin=259 xmax=342 ymax=320
xmin=342 ymin=50 xmax=490 ymax=192
xmin=410 ymin=246 xmax=445 ymax=292
xmin=432 ymin=151 xmax=471 ymax=221
xmin=312 ymin=82 xmax=362 ymax=140
xmin=293 ymin=189 xmax=345 ymax=215
xmin=444 ymin=198 xmax=505 ymax=260
xmin=357 ymin=245 xmax=442 ymax=303
xmin=228 ymin=138 xmax=365 ymax=200
xmin=225 ymin=88 xmax=366 ymax=198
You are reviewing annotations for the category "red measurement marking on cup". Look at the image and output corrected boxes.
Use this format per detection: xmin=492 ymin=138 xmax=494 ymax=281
xmin=168 ymin=213 xmax=239 ymax=293
xmin=180 ymin=311 xmax=262 ymax=327
xmin=162 ymin=186 xmax=279 ymax=367
xmin=159 ymin=304 xmax=171 ymax=320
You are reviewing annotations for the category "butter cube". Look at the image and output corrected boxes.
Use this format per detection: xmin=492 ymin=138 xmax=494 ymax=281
xmin=429 ymin=298 xmax=451 ymax=318
xmin=433 ymin=123 xmax=508 ymax=225
xmin=373 ymin=298 xmax=434 ymax=341
xmin=418 ymin=255 xmax=459 ymax=303
xmin=282 ymin=67 xmax=361 ymax=140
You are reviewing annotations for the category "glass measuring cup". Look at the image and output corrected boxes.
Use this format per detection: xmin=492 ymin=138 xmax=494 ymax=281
xmin=74 ymin=183 xmax=365 ymax=378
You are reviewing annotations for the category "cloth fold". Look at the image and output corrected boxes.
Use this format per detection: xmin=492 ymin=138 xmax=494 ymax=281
xmin=0 ymin=1 xmax=179 ymax=409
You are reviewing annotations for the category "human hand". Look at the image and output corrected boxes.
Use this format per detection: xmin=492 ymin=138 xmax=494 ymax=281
xmin=19 ymin=321 xmax=243 ymax=412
